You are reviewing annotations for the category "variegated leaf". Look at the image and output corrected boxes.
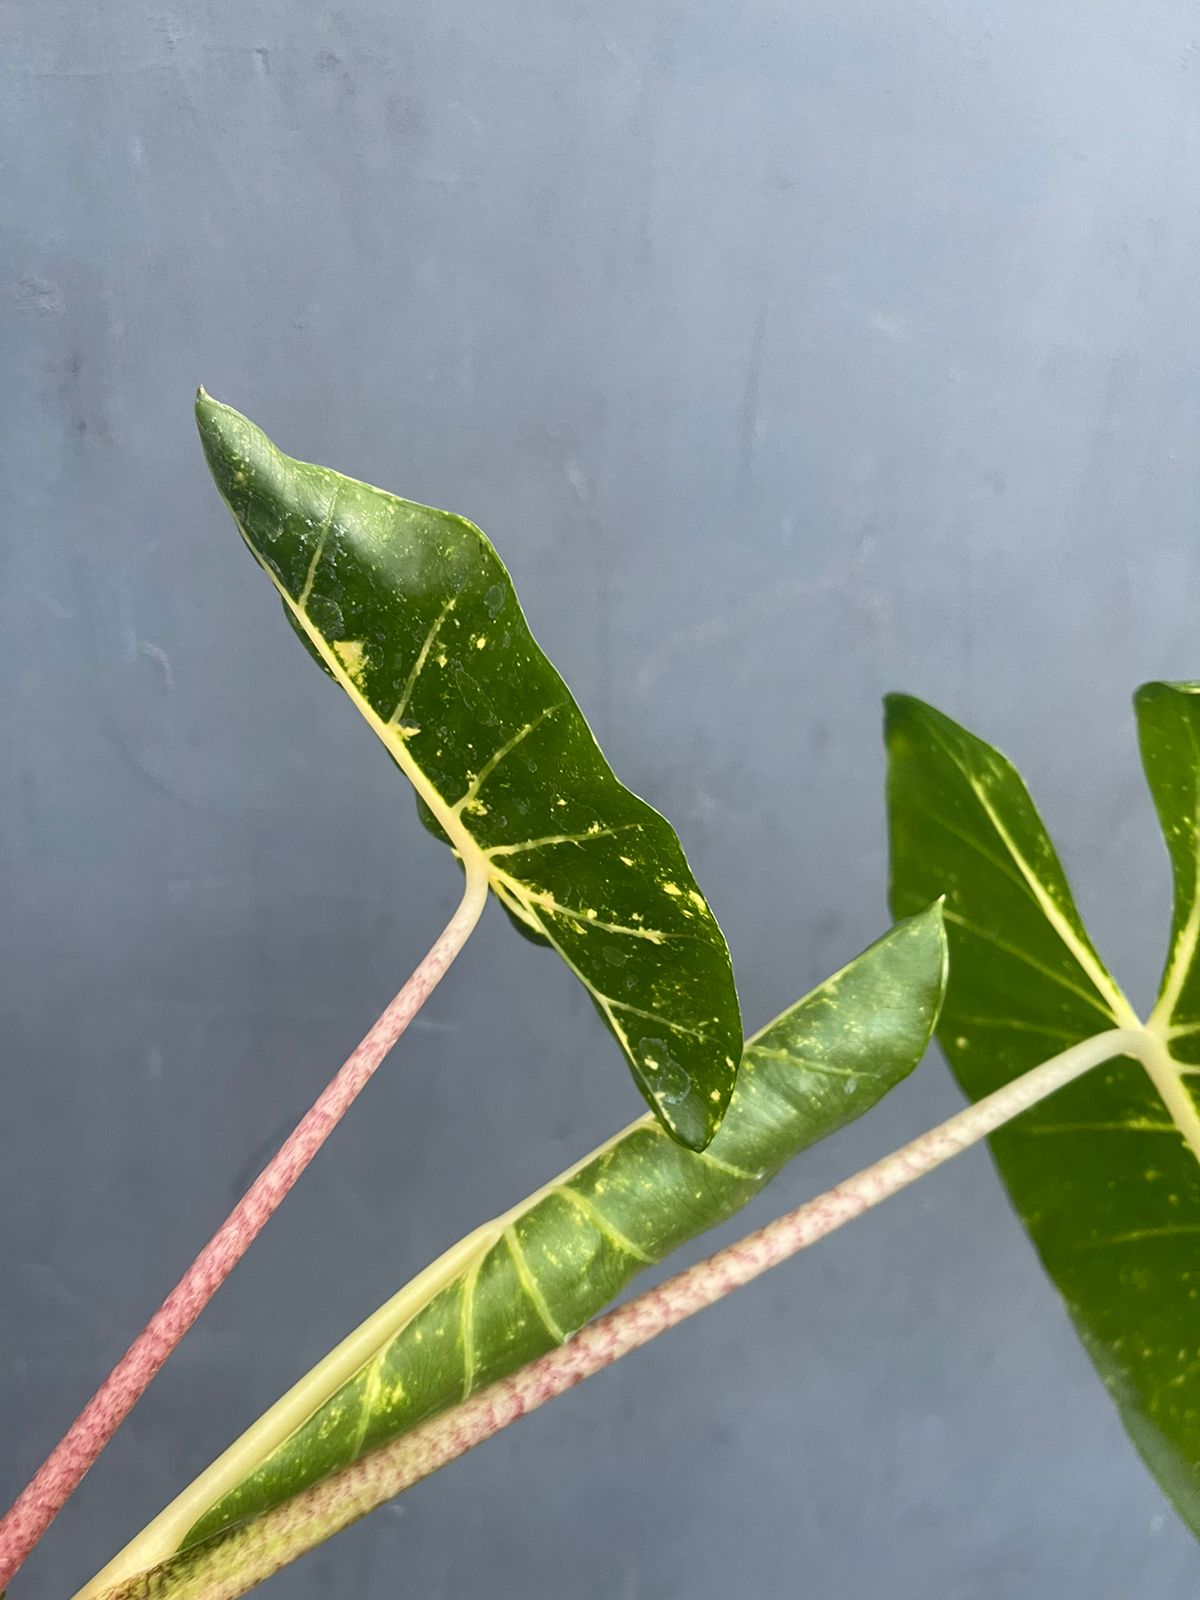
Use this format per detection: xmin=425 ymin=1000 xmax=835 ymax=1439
xmin=196 ymin=393 xmax=742 ymax=1150
xmin=79 ymin=905 xmax=946 ymax=1596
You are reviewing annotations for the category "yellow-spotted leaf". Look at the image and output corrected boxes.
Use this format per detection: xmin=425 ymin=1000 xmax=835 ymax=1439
xmin=78 ymin=905 xmax=947 ymax=1598
xmin=196 ymin=393 xmax=741 ymax=1150
xmin=887 ymin=692 xmax=1200 ymax=1537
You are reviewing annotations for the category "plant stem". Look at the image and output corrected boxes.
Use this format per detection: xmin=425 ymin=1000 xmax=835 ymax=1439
xmin=90 ymin=1025 xmax=1144 ymax=1600
xmin=0 ymin=864 xmax=491 ymax=1595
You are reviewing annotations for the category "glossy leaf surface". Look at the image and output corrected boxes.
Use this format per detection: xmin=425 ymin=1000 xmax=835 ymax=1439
xmin=196 ymin=393 xmax=741 ymax=1150
xmin=1138 ymin=682 xmax=1200 ymax=1047
xmin=84 ymin=906 xmax=946 ymax=1593
xmin=886 ymin=692 xmax=1200 ymax=1534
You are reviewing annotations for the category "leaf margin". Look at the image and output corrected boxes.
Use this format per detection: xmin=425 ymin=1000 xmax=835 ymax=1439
xmin=885 ymin=688 xmax=1200 ymax=1538
xmin=194 ymin=390 xmax=742 ymax=1150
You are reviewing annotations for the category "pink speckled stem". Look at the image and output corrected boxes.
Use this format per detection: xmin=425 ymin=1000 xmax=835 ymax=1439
xmin=93 ymin=1026 xmax=1139 ymax=1600
xmin=0 ymin=867 xmax=490 ymax=1595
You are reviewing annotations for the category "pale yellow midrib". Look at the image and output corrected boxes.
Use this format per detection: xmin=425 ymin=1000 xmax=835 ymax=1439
xmin=263 ymin=523 xmax=699 ymax=1103
xmin=1118 ymin=704 xmax=1200 ymax=1154
xmin=960 ymin=773 xmax=1200 ymax=1160
xmin=271 ymin=560 xmax=491 ymax=885
xmin=921 ymin=739 xmax=1200 ymax=1179
xmin=960 ymin=775 xmax=1137 ymax=1029
xmin=1132 ymin=1027 xmax=1200 ymax=1168
xmin=1153 ymin=892 xmax=1200 ymax=1030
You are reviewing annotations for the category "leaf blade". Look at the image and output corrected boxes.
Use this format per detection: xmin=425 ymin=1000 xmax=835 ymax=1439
xmin=195 ymin=392 xmax=741 ymax=1150
xmin=886 ymin=692 xmax=1200 ymax=1536
xmin=1138 ymin=682 xmax=1200 ymax=1040
xmin=80 ymin=906 xmax=947 ymax=1594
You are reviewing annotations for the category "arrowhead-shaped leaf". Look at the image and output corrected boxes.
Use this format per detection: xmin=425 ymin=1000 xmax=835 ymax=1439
xmin=886 ymin=692 xmax=1200 ymax=1536
xmin=79 ymin=905 xmax=946 ymax=1596
xmin=195 ymin=393 xmax=741 ymax=1149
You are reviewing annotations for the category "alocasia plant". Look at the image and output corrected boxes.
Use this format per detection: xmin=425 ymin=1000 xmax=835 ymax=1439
xmin=0 ymin=396 xmax=746 ymax=1591
xmin=4 ymin=398 xmax=1200 ymax=1600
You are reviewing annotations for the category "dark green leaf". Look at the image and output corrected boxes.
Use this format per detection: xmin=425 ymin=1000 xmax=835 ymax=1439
xmin=195 ymin=392 xmax=741 ymax=1150
xmin=886 ymin=692 xmax=1200 ymax=1536
xmin=1136 ymin=682 xmax=1200 ymax=1045
xmin=82 ymin=906 xmax=946 ymax=1593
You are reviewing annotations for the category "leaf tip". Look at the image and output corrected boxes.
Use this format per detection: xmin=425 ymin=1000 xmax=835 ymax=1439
xmin=194 ymin=385 xmax=228 ymax=428
xmin=898 ymin=894 xmax=949 ymax=961
xmin=882 ymin=691 xmax=926 ymax=749
xmin=1136 ymin=679 xmax=1200 ymax=708
xmin=194 ymin=394 xmax=284 ymax=526
xmin=194 ymin=386 xmax=229 ymax=454
xmin=883 ymin=690 xmax=939 ymax=729
xmin=1134 ymin=679 xmax=1168 ymax=712
xmin=653 ymin=1080 xmax=728 ymax=1153
xmin=194 ymin=386 xmax=236 ymax=438
xmin=925 ymin=897 xmax=951 ymax=1010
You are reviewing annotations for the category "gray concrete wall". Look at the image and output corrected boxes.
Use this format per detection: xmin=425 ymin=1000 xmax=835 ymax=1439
xmin=3 ymin=3 xmax=1199 ymax=1595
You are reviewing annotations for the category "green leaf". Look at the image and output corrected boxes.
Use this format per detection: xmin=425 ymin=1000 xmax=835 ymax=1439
xmin=81 ymin=906 xmax=947 ymax=1595
xmin=195 ymin=392 xmax=741 ymax=1150
xmin=886 ymin=692 xmax=1200 ymax=1536
xmin=1137 ymin=682 xmax=1200 ymax=1044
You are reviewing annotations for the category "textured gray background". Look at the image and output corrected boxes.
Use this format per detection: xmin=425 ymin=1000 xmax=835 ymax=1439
xmin=3 ymin=2 xmax=1200 ymax=1596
